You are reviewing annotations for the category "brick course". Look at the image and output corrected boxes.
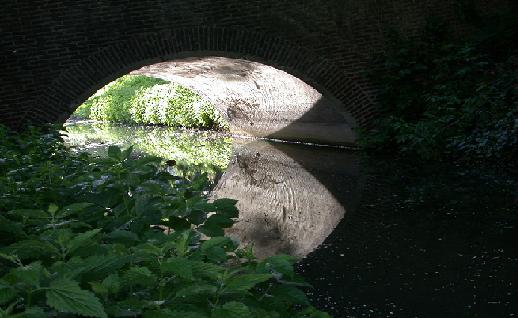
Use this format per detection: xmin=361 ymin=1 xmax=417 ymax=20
xmin=0 ymin=0 xmax=513 ymax=130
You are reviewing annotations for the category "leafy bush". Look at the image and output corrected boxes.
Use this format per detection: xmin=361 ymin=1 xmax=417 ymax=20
xmin=82 ymin=75 xmax=167 ymax=123
xmin=361 ymin=18 xmax=518 ymax=162
xmin=0 ymin=126 xmax=328 ymax=317
xmin=74 ymin=75 xmax=228 ymax=130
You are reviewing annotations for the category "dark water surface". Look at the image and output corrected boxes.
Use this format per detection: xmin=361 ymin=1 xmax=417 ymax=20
xmin=66 ymin=122 xmax=518 ymax=317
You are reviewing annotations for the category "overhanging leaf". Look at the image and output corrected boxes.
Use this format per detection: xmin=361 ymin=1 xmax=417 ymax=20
xmin=198 ymin=214 xmax=233 ymax=237
xmin=107 ymin=146 xmax=122 ymax=161
xmin=14 ymin=306 xmax=47 ymax=318
xmin=8 ymin=262 xmax=45 ymax=288
xmin=212 ymin=199 xmax=239 ymax=218
xmin=175 ymin=283 xmax=217 ymax=298
xmin=222 ymin=274 xmax=272 ymax=294
xmin=3 ymin=240 xmax=59 ymax=260
xmin=161 ymin=257 xmax=193 ymax=280
xmin=46 ymin=279 xmax=106 ymax=318
xmin=67 ymin=229 xmax=101 ymax=255
xmin=0 ymin=280 xmax=17 ymax=305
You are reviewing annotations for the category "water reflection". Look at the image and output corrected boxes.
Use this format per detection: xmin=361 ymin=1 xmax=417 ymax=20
xmin=61 ymin=122 xmax=518 ymax=316
xmin=64 ymin=121 xmax=363 ymax=259
xmin=64 ymin=121 xmax=233 ymax=179
xmin=213 ymin=140 xmax=362 ymax=259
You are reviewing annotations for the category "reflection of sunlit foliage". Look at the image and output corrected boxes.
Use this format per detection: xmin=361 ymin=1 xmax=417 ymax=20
xmin=73 ymin=75 xmax=228 ymax=130
xmin=65 ymin=123 xmax=232 ymax=179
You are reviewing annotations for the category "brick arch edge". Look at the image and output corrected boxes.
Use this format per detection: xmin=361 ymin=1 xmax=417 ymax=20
xmin=33 ymin=26 xmax=377 ymax=130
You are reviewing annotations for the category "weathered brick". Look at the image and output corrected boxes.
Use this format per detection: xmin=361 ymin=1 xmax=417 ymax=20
xmin=0 ymin=0 xmax=514 ymax=130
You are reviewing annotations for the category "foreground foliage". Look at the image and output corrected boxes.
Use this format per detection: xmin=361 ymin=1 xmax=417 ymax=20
xmin=362 ymin=17 xmax=517 ymax=162
xmin=74 ymin=75 xmax=228 ymax=130
xmin=0 ymin=126 xmax=328 ymax=317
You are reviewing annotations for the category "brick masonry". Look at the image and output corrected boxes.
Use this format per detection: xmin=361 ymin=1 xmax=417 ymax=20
xmin=0 ymin=0 xmax=514 ymax=131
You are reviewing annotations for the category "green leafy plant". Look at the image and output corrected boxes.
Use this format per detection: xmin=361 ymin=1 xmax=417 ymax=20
xmin=361 ymin=17 xmax=518 ymax=162
xmin=73 ymin=75 xmax=228 ymax=131
xmin=0 ymin=126 xmax=328 ymax=317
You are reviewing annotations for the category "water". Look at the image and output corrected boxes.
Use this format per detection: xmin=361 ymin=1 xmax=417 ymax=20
xmin=65 ymin=120 xmax=233 ymax=180
xmin=65 ymin=121 xmax=518 ymax=317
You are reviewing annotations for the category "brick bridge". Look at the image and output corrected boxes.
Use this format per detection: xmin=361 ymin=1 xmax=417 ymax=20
xmin=1 ymin=0 xmax=511 ymax=144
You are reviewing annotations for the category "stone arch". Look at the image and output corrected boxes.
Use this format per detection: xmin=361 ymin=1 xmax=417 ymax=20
xmin=34 ymin=27 xmax=376 ymax=135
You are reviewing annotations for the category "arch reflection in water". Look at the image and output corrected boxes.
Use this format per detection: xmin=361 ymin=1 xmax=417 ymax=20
xmin=212 ymin=140 xmax=363 ymax=259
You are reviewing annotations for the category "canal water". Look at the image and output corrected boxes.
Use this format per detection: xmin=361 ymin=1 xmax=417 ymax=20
xmin=65 ymin=121 xmax=518 ymax=318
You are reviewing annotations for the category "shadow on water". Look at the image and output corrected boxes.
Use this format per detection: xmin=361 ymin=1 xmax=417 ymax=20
xmin=259 ymin=97 xmax=518 ymax=317
xmin=211 ymin=139 xmax=364 ymax=259
xmin=289 ymin=156 xmax=518 ymax=318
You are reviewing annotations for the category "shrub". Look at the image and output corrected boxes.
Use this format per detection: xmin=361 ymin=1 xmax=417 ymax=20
xmin=0 ymin=125 xmax=328 ymax=317
xmin=87 ymin=75 xmax=167 ymax=122
xmin=74 ymin=75 xmax=228 ymax=130
xmin=361 ymin=18 xmax=518 ymax=162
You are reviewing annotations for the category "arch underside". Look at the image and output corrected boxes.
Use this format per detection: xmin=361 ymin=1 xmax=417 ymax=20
xmin=35 ymin=27 xmax=377 ymax=145
xmin=131 ymin=57 xmax=357 ymax=145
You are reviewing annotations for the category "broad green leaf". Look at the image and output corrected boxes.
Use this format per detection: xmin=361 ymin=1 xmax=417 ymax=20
xmin=0 ymin=216 xmax=25 ymax=241
xmin=201 ymin=237 xmax=234 ymax=252
xmin=176 ymin=283 xmax=217 ymax=298
xmin=107 ymin=146 xmax=122 ymax=161
xmin=0 ymin=280 xmax=16 ymax=305
xmin=270 ymin=284 xmax=309 ymax=305
xmin=104 ymin=298 xmax=148 ymax=317
xmin=67 ymin=229 xmax=101 ymax=255
xmin=8 ymin=262 xmax=45 ymax=288
xmin=174 ymin=230 xmax=191 ymax=257
xmin=258 ymin=255 xmax=296 ymax=279
xmin=89 ymin=282 xmax=108 ymax=296
xmin=44 ymin=229 xmax=73 ymax=248
xmin=6 ymin=209 xmax=47 ymax=221
xmin=132 ymin=243 xmax=162 ymax=261
xmin=46 ymin=279 xmax=106 ymax=318
xmin=48 ymin=204 xmax=59 ymax=214
xmin=201 ymin=248 xmax=226 ymax=264
xmin=3 ymin=240 xmax=59 ymax=260
xmin=12 ymin=307 xmax=46 ymax=318
xmin=161 ymin=257 xmax=193 ymax=280
xmin=201 ymin=237 xmax=234 ymax=263
xmin=122 ymin=266 xmax=156 ymax=287
xmin=162 ymin=216 xmax=191 ymax=231
xmin=60 ymin=203 xmax=94 ymax=216
xmin=101 ymin=274 xmax=120 ymax=294
xmin=190 ymin=261 xmax=225 ymax=281
xmin=0 ymin=252 xmax=19 ymax=264
xmin=106 ymin=230 xmax=139 ymax=246
xmin=122 ymin=145 xmax=134 ymax=160
xmin=211 ymin=301 xmax=251 ymax=318
xmin=134 ymin=195 xmax=151 ymax=216
xmin=198 ymin=215 xmax=233 ymax=237
xmin=212 ymin=199 xmax=239 ymax=218
xmin=57 ymin=255 xmax=129 ymax=281
xmin=222 ymin=274 xmax=272 ymax=293
xmin=80 ymin=255 xmax=130 ymax=281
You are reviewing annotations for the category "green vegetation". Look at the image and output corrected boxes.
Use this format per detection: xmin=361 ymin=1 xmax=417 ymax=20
xmin=65 ymin=122 xmax=232 ymax=180
xmin=74 ymin=75 xmax=228 ymax=130
xmin=361 ymin=18 xmax=517 ymax=162
xmin=0 ymin=125 xmax=328 ymax=317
